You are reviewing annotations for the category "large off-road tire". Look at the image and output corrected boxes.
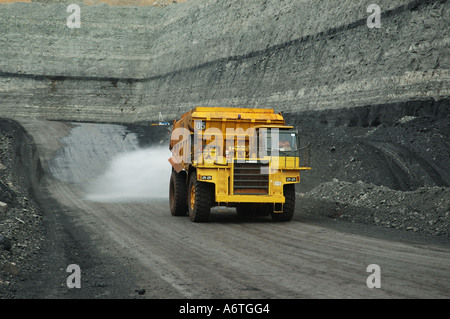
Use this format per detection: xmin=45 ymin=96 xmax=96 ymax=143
xmin=271 ymin=184 xmax=295 ymax=222
xmin=187 ymin=172 xmax=214 ymax=222
xmin=169 ymin=169 xmax=188 ymax=216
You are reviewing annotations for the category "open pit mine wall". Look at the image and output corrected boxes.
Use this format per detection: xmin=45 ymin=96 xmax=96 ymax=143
xmin=0 ymin=0 xmax=448 ymax=124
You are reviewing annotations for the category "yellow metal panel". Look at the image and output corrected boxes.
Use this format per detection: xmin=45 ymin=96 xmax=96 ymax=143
xmin=193 ymin=106 xmax=276 ymax=114
xmin=216 ymin=194 xmax=285 ymax=204
xmin=190 ymin=107 xmax=285 ymax=124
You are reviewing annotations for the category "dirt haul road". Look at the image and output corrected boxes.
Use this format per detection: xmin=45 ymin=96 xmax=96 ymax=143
xmin=14 ymin=118 xmax=450 ymax=299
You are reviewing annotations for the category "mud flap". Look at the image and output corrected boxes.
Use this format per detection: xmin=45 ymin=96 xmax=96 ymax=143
xmin=168 ymin=156 xmax=184 ymax=173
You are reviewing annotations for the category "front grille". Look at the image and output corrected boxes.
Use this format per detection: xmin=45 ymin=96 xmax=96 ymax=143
xmin=233 ymin=162 xmax=269 ymax=195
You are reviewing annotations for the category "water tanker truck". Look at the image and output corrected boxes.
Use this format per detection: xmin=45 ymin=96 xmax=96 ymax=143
xmin=168 ymin=107 xmax=310 ymax=222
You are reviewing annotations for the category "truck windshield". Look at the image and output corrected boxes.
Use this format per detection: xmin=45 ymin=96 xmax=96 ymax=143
xmin=260 ymin=129 xmax=298 ymax=157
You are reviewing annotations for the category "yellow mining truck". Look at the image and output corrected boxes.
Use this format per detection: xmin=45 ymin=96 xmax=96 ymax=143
xmin=168 ymin=107 xmax=310 ymax=222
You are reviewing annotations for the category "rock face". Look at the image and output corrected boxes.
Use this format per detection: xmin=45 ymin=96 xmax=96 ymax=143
xmin=0 ymin=0 xmax=448 ymax=123
xmin=0 ymin=119 xmax=45 ymax=298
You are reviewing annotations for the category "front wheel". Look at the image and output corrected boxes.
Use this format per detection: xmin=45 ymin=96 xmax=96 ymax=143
xmin=271 ymin=184 xmax=295 ymax=222
xmin=187 ymin=172 xmax=214 ymax=222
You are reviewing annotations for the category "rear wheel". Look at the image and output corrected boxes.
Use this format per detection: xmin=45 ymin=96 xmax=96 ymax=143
xmin=271 ymin=184 xmax=295 ymax=222
xmin=169 ymin=169 xmax=187 ymax=216
xmin=188 ymin=172 xmax=214 ymax=222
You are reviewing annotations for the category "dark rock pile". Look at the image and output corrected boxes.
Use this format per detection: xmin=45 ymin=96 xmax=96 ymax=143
xmin=0 ymin=120 xmax=45 ymax=298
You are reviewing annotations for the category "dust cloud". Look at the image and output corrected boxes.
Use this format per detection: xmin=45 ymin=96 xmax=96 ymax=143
xmin=85 ymin=146 xmax=171 ymax=202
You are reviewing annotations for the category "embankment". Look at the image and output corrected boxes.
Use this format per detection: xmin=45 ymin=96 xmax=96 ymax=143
xmin=0 ymin=0 xmax=448 ymax=123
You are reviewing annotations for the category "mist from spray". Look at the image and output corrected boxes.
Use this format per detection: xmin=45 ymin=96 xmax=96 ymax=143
xmin=85 ymin=146 xmax=171 ymax=203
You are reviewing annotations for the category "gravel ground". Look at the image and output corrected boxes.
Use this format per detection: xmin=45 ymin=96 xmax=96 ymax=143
xmin=0 ymin=102 xmax=449 ymax=298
